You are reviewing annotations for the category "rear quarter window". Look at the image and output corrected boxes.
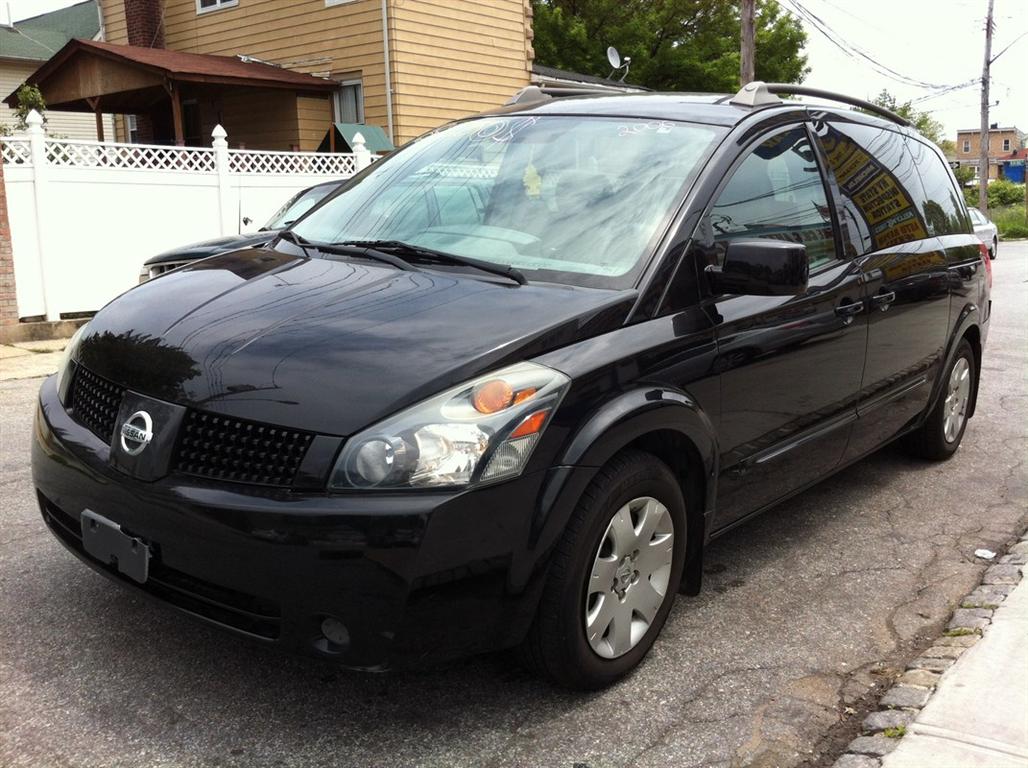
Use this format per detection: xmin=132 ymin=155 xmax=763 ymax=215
xmin=811 ymin=121 xmax=931 ymax=256
xmin=907 ymin=139 xmax=973 ymax=236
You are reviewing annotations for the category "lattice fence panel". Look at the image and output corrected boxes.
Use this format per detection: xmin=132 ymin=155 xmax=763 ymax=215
xmin=419 ymin=162 xmax=499 ymax=179
xmin=43 ymin=140 xmax=217 ymax=172
xmin=0 ymin=139 xmax=32 ymax=165
xmin=228 ymin=150 xmax=358 ymax=175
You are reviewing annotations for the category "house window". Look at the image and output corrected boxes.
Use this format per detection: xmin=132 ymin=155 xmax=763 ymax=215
xmin=1003 ymin=138 xmax=1011 ymax=151
xmin=334 ymin=80 xmax=364 ymax=124
xmin=196 ymin=0 xmax=238 ymax=14
xmin=127 ymin=115 xmax=139 ymax=143
xmin=962 ymin=139 xmax=970 ymax=153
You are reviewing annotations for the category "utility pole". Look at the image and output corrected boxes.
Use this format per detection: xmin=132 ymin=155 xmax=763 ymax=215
xmin=978 ymin=0 xmax=994 ymax=213
xmin=741 ymin=0 xmax=755 ymax=86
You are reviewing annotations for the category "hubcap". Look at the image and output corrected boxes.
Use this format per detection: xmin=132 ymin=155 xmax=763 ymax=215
xmin=943 ymin=357 xmax=971 ymax=444
xmin=584 ymin=496 xmax=674 ymax=659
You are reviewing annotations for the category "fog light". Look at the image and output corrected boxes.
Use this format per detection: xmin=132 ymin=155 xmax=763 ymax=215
xmin=321 ymin=616 xmax=350 ymax=647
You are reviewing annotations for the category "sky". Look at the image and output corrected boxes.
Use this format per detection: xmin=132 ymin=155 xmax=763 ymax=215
xmin=784 ymin=0 xmax=1027 ymax=140
xmin=9 ymin=0 xmax=1027 ymax=141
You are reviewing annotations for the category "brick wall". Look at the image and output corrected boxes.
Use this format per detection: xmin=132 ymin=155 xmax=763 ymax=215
xmin=124 ymin=0 xmax=165 ymax=48
xmin=955 ymin=129 xmax=1024 ymax=159
xmin=0 ymin=160 xmax=17 ymax=325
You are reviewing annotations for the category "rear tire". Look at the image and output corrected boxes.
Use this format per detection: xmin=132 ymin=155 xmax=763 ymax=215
xmin=520 ymin=450 xmax=686 ymax=690
xmin=990 ymin=238 xmax=997 ymax=260
xmin=903 ymin=339 xmax=975 ymax=461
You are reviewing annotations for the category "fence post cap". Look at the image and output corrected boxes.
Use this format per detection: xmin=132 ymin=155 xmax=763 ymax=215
xmin=211 ymin=124 xmax=227 ymax=139
xmin=352 ymin=131 xmax=366 ymax=148
xmin=25 ymin=109 xmax=44 ymax=128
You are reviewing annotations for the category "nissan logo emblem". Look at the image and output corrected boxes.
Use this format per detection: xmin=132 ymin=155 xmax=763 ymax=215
xmin=120 ymin=411 xmax=154 ymax=456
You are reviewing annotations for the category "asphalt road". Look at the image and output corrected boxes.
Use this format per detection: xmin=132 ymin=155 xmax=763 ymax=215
xmin=2 ymin=244 xmax=1026 ymax=768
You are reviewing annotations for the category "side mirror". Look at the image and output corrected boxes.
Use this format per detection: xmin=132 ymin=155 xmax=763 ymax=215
xmin=705 ymin=239 xmax=808 ymax=296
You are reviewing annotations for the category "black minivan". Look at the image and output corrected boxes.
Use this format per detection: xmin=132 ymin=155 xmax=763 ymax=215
xmin=33 ymin=83 xmax=991 ymax=689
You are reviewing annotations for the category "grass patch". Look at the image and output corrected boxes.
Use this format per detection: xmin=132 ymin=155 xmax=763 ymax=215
xmin=989 ymin=204 xmax=1028 ymax=238
xmin=884 ymin=726 xmax=907 ymax=738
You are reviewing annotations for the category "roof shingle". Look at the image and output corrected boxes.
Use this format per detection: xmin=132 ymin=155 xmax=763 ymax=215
xmin=0 ymin=0 xmax=100 ymax=62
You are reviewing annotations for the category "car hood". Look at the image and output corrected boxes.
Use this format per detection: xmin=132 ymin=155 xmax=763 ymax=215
xmin=77 ymin=249 xmax=635 ymax=436
xmin=144 ymin=231 xmax=279 ymax=266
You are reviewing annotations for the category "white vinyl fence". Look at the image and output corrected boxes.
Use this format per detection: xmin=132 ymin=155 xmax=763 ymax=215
xmin=1 ymin=110 xmax=372 ymax=321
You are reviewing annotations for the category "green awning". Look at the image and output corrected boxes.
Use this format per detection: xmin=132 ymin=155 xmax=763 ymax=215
xmin=318 ymin=123 xmax=395 ymax=154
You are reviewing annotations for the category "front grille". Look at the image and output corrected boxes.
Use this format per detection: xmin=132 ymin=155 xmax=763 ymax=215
xmin=174 ymin=410 xmax=313 ymax=487
xmin=71 ymin=366 xmax=125 ymax=443
xmin=38 ymin=492 xmax=282 ymax=639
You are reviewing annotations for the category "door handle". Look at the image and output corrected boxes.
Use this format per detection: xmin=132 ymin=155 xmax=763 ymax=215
xmin=835 ymin=300 xmax=865 ymax=318
xmin=870 ymin=291 xmax=896 ymax=311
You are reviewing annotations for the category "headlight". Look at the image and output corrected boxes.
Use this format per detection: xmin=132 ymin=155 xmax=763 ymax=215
xmin=329 ymin=362 xmax=570 ymax=490
xmin=56 ymin=322 xmax=88 ymax=404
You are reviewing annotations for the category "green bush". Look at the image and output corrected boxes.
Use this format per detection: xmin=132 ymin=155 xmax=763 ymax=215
xmin=988 ymin=179 xmax=1025 ymax=207
xmin=962 ymin=179 xmax=1025 ymax=210
xmin=1000 ymin=223 xmax=1028 ymax=239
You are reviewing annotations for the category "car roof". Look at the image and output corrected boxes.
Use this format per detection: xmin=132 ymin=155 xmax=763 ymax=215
xmin=493 ymin=91 xmax=908 ymax=133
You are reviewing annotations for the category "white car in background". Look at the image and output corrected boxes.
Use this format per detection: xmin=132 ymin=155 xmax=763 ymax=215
xmin=969 ymin=208 xmax=998 ymax=259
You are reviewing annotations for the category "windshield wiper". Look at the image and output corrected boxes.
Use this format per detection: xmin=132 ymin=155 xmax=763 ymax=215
xmin=331 ymin=239 xmax=528 ymax=286
xmin=275 ymin=231 xmax=420 ymax=273
xmin=275 ymin=229 xmax=315 ymax=257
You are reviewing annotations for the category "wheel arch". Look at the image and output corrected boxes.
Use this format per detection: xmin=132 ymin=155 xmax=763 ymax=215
xmin=961 ymin=322 xmax=982 ymax=418
xmin=526 ymin=387 xmax=719 ymax=596
xmin=924 ymin=303 xmax=983 ymax=424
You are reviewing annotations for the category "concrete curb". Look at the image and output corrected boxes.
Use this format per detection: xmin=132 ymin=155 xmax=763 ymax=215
xmin=832 ymin=529 xmax=1028 ymax=768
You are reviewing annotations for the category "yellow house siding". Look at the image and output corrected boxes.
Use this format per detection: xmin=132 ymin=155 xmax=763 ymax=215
xmin=220 ymin=88 xmax=299 ymax=148
xmin=389 ymin=0 xmax=530 ymax=144
xmin=1 ymin=59 xmax=115 ymax=141
xmin=105 ymin=0 xmax=387 ymax=145
xmin=98 ymin=0 xmax=129 ymax=44
xmin=297 ymin=94 xmax=332 ymax=150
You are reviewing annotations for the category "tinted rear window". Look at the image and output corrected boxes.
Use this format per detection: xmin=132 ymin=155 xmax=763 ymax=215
xmin=907 ymin=139 xmax=972 ymax=236
xmin=811 ymin=121 xmax=930 ymax=256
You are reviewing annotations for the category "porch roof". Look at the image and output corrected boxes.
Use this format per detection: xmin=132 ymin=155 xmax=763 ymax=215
xmin=4 ymin=38 xmax=337 ymax=112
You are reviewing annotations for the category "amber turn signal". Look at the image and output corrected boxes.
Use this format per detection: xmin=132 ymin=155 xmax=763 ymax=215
xmin=510 ymin=409 xmax=550 ymax=438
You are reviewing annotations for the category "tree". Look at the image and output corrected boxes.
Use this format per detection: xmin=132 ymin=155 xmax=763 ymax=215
xmin=1 ymin=84 xmax=47 ymax=135
xmin=953 ymin=165 xmax=975 ymax=187
xmin=869 ymin=90 xmax=944 ymax=146
xmin=530 ymin=0 xmax=808 ymax=93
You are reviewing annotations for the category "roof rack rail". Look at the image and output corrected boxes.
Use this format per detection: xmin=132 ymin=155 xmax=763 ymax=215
xmin=504 ymin=84 xmax=626 ymax=107
xmin=728 ymin=81 xmax=911 ymax=127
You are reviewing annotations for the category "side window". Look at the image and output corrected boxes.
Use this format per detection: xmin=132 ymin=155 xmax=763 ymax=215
xmin=812 ymin=121 xmax=930 ymax=255
xmin=703 ymin=127 xmax=836 ymax=269
xmin=908 ymin=139 xmax=973 ymax=236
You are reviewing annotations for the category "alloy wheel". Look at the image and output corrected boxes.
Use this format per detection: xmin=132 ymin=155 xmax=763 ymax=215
xmin=943 ymin=356 xmax=971 ymax=443
xmin=584 ymin=496 xmax=674 ymax=659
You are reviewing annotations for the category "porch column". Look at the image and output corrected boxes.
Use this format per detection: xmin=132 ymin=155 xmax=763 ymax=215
xmin=169 ymin=81 xmax=184 ymax=146
xmin=86 ymin=98 xmax=104 ymax=142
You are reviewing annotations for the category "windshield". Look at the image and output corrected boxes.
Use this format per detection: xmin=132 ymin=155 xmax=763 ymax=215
xmin=265 ymin=184 xmax=337 ymax=230
xmin=291 ymin=116 xmax=724 ymax=287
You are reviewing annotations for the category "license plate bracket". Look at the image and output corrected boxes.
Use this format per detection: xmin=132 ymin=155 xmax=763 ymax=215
xmin=80 ymin=509 xmax=151 ymax=584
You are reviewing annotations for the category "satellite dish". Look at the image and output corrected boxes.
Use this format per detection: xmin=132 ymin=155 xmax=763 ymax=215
xmin=606 ymin=46 xmax=621 ymax=69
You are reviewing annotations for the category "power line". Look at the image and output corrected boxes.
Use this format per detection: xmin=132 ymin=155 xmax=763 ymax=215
xmin=909 ymin=79 xmax=979 ymax=105
xmin=781 ymin=0 xmax=953 ymax=90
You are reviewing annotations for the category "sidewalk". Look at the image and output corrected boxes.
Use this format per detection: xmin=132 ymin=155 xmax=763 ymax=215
xmin=881 ymin=561 xmax=1028 ymax=768
xmin=0 ymin=339 xmax=65 ymax=381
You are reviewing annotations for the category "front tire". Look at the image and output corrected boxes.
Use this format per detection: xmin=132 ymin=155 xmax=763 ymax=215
xmin=903 ymin=339 xmax=975 ymax=460
xmin=520 ymin=450 xmax=687 ymax=689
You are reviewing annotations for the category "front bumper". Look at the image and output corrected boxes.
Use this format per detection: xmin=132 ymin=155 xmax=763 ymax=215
xmin=32 ymin=376 xmax=552 ymax=669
